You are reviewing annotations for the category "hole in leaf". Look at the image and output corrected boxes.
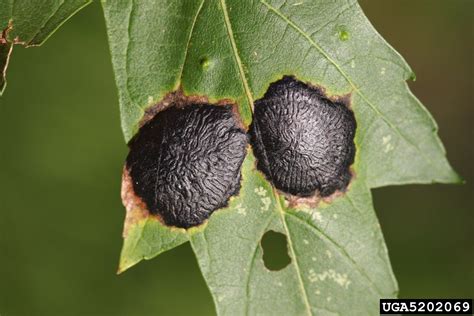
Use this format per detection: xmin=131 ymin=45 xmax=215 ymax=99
xmin=261 ymin=230 xmax=291 ymax=271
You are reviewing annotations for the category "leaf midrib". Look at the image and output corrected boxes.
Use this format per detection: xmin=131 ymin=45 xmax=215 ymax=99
xmin=219 ymin=0 xmax=313 ymax=314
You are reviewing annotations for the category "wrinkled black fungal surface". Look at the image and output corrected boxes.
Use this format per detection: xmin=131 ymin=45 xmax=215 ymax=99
xmin=250 ymin=76 xmax=356 ymax=197
xmin=126 ymin=104 xmax=248 ymax=228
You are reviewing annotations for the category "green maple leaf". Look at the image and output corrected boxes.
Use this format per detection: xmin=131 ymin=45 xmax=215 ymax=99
xmin=102 ymin=0 xmax=459 ymax=314
xmin=0 ymin=0 xmax=91 ymax=95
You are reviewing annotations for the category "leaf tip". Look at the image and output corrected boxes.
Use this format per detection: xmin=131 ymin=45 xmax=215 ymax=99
xmin=117 ymin=254 xmax=142 ymax=275
xmin=436 ymin=166 xmax=464 ymax=185
xmin=450 ymin=170 xmax=465 ymax=185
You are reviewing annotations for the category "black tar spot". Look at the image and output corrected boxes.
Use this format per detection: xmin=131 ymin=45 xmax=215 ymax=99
xmin=250 ymin=76 xmax=356 ymax=197
xmin=127 ymin=103 xmax=248 ymax=228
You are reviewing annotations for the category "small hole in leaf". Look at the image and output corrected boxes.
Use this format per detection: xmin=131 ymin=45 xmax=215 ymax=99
xmin=261 ymin=230 xmax=291 ymax=271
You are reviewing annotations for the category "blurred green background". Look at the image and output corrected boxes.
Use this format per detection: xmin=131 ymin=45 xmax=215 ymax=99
xmin=0 ymin=1 xmax=472 ymax=315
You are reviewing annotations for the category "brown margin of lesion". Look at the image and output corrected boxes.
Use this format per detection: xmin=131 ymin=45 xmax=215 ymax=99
xmin=121 ymin=89 xmax=246 ymax=236
xmin=139 ymin=87 xmax=246 ymax=133
xmin=284 ymin=166 xmax=357 ymax=209
xmin=251 ymin=74 xmax=357 ymax=209
xmin=121 ymin=167 xmax=152 ymax=237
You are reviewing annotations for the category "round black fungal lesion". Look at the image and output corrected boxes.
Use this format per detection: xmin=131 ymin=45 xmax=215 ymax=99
xmin=126 ymin=103 xmax=248 ymax=228
xmin=250 ymin=76 xmax=356 ymax=197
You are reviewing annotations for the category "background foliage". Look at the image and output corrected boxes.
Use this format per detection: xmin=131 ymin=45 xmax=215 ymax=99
xmin=0 ymin=0 xmax=472 ymax=315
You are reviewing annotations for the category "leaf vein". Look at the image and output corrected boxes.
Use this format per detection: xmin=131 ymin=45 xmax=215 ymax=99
xmin=177 ymin=0 xmax=205 ymax=84
xmin=286 ymin=211 xmax=384 ymax=296
xmin=278 ymin=198 xmax=313 ymax=316
xmin=125 ymin=0 xmax=145 ymax=115
xmin=219 ymin=0 xmax=254 ymax=112
xmin=244 ymin=216 xmax=272 ymax=316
